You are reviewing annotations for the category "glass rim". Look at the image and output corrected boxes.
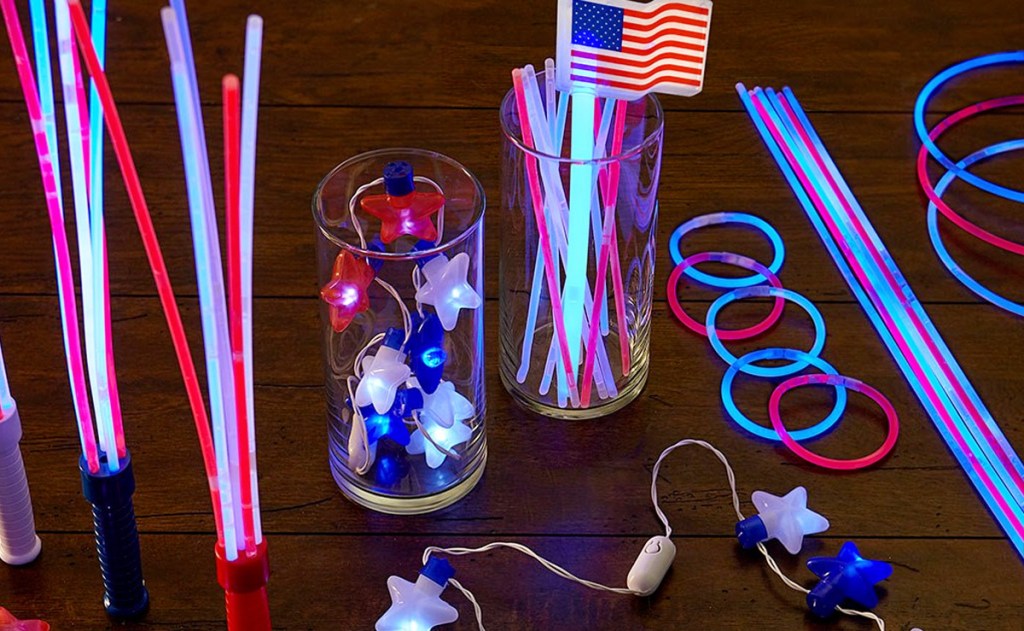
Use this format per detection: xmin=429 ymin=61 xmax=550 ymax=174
xmin=312 ymin=147 xmax=486 ymax=260
xmin=498 ymin=82 xmax=665 ymax=165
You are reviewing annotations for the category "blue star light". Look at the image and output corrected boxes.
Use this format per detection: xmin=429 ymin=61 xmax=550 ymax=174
xmin=735 ymin=487 xmax=830 ymax=554
xmin=360 ymin=388 xmax=424 ymax=448
xmin=376 ymin=558 xmax=459 ymax=631
xmin=806 ymin=541 xmax=893 ymax=618
xmin=407 ymin=313 xmax=447 ymax=394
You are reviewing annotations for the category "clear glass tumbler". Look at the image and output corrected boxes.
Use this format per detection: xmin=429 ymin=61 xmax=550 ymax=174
xmin=499 ymin=70 xmax=664 ymax=419
xmin=313 ymin=148 xmax=486 ymax=513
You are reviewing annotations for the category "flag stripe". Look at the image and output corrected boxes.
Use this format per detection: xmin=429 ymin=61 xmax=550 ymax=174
xmin=570 ymin=73 xmax=703 ymax=89
xmin=622 ymin=27 xmax=707 ymax=45
xmin=623 ymin=1 xmax=710 ymax=18
xmin=571 ymin=61 xmax=703 ymax=79
xmin=571 ymin=48 xmax=704 ymax=67
xmin=623 ymin=12 xmax=708 ymax=29
xmin=621 ymin=41 xmax=705 ymax=55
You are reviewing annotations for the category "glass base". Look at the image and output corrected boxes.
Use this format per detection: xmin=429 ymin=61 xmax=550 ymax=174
xmin=501 ymin=361 xmax=649 ymax=420
xmin=331 ymin=444 xmax=487 ymax=515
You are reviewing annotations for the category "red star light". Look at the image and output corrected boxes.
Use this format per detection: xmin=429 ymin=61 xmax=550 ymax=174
xmin=359 ymin=160 xmax=444 ymax=244
xmin=320 ymin=250 xmax=375 ymax=332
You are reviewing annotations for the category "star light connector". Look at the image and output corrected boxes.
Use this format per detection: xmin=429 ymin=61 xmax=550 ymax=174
xmin=735 ymin=486 xmax=830 ymax=554
xmin=320 ymin=249 xmax=376 ymax=333
xmin=355 ymin=328 xmax=412 ymax=414
xmin=415 ymin=252 xmax=481 ymax=331
xmin=407 ymin=313 xmax=447 ymax=394
xmin=376 ymin=558 xmax=459 ymax=631
xmin=360 ymin=161 xmax=444 ymax=244
xmin=806 ymin=541 xmax=893 ymax=618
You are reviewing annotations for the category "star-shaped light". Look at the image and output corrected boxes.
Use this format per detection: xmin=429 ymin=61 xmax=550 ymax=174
xmin=407 ymin=411 xmax=472 ymax=469
xmin=415 ymin=252 xmax=481 ymax=331
xmin=376 ymin=558 xmax=459 ymax=631
xmin=360 ymin=161 xmax=444 ymax=244
xmin=360 ymin=388 xmax=423 ymax=448
xmin=320 ymin=250 xmax=375 ymax=332
xmin=407 ymin=313 xmax=447 ymax=394
xmin=409 ymin=378 xmax=473 ymax=430
xmin=806 ymin=541 xmax=893 ymax=618
xmin=355 ymin=329 xmax=412 ymax=414
xmin=735 ymin=487 xmax=829 ymax=554
xmin=0 ymin=608 xmax=49 ymax=631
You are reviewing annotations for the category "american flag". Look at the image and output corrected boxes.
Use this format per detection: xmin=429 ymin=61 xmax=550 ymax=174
xmin=555 ymin=0 xmax=712 ymax=100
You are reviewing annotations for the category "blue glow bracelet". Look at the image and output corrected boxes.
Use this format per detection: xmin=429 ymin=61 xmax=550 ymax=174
xmin=706 ymin=285 xmax=827 ymax=378
xmin=669 ymin=212 xmax=785 ymax=288
xmin=721 ymin=348 xmax=846 ymax=442
xmin=913 ymin=51 xmax=1024 ymax=204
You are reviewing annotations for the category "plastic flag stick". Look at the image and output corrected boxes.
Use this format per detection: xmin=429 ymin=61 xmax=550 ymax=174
xmin=161 ymin=6 xmax=239 ymax=558
xmin=169 ymin=0 xmax=244 ymax=548
xmin=512 ymin=68 xmax=580 ymax=407
xmin=768 ymin=87 xmax=1024 ymax=502
xmin=4 ymin=0 xmax=99 ymax=473
xmin=737 ymin=84 xmax=1024 ymax=557
xmin=65 ymin=0 xmax=223 ymax=539
xmin=564 ymin=85 xmax=597 ymax=375
xmin=239 ymin=13 xmax=264 ymax=547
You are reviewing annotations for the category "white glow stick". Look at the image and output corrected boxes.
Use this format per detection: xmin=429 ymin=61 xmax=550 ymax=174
xmin=161 ymin=6 xmax=239 ymax=558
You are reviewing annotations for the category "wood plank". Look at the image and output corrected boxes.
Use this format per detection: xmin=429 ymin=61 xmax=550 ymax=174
xmin=0 ymin=104 xmax=1022 ymax=303
xmin=1 ymin=534 xmax=1020 ymax=630
xmin=0 ymin=1 xmax=1021 ymax=111
xmin=5 ymin=295 xmax=1023 ymax=540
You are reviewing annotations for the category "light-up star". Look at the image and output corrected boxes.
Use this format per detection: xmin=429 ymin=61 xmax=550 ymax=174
xmin=735 ymin=486 xmax=829 ymax=554
xmin=360 ymin=161 xmax=444 ymax=244
xmin=320 ymin=250 xmax=375 ymax=332
xmin=355 ymin=329 xmax=412 ymax=414
xmin=0 ymin=608 xmax=49 ymax=630
xmin=407 ymin=412 xmax=472 ymax=469
xmin=407 ymin=313 xmax=447 ymax=394
xmin=415 ymin=252 xmax=481 ymax=331
xmin=376 ymin=559 xmax=459 ymax=631
xmin=806 ymin=541 xmax=893 ymax=618
xmin=409 ymin=378 xmax=473 ymax=430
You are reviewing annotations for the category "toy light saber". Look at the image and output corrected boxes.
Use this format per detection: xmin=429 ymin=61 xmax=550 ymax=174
xmin=0 ymin=338 xmax=41 ymax=566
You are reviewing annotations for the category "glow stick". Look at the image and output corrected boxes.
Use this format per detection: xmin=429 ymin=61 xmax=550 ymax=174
xmin=512 ymin=68 xmax=580 ymax=407
xmin=239 ymin=14 xmax=263 ymax=546
xmin=169 ymin=0 xmax=243 ymax=549
xmin=545 ymin=58 xmax=556 ymax=142
xmin=65 ymin=0 xmax=223 ymax=538
xmin=737 ymin=84 xmax=1024 ymax=555
xmin=55 ymin=0 xmax=121 ymax=471
xmin=0 ymin=338 xmax=12 ymax=416
xmin=591 ymin=99 xmax=614 ymax=335
xmin=770 ymin=88 xmax=1024 ymax=500
xmin=87 ymin=0 xmax=123 ymax=457
xmin=161 ymin=7 xmax=239 ymax=559
xmin=4 ymin=0 xmax=99 ymax=473
xmin=564 ymin=85 xmax=597 ymax=374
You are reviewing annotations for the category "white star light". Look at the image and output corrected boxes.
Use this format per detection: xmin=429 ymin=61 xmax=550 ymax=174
xmin=375 ymin=573 xmax=459 ymax=631
xmin=355 ymin=343 xmax=411 ymax=414
xmin=415 ymin=252 xmax=481 ymax=331
xmin=752 ymin=487 xmax=830 ymax=554
xmin=409 ymin=378 xmax=474 ymax=429
xmin=407 ymin=414 xmax=472 ymax=470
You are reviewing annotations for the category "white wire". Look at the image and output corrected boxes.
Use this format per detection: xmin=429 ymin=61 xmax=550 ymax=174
xmin=422 ymin=439 xmax=891 ymax=631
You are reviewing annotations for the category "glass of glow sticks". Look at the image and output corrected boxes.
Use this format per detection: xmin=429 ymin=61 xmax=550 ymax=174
xmin=314 ymin=148 xmax=487 ymax=514
xmin=498 ymin=65 xmax=663 ymax=419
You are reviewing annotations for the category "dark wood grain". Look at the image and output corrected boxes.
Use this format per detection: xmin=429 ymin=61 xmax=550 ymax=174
xmin=0 ymin=0 xmax=1023 ymax=629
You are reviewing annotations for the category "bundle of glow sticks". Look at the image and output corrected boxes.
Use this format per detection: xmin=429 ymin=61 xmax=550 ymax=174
xmin=738 ymin=83 xmax=1024 ymax=560
xmin=2 ymin=0 xmax=149 ymax=615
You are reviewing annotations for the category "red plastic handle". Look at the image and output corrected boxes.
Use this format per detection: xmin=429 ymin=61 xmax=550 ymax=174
xmin=215 ymin=541 xmax=271 ymax=631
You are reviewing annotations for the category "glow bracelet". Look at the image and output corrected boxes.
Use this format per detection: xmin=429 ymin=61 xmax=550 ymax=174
xmin=668 ymin=212 xmax=785 ymax=288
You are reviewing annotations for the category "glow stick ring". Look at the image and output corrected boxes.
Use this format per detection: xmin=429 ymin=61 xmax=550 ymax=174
xmin=769 ymin=373 xmax=899 ymax=471
xmin=721 ymin=348 xmax=847 ymax=442
xmin=929 ymin=136 xmax=1024 ymax=315
xmin=667 ymin=252 xmax=784 ymax=340
xmin=668 ymin=212 xmax=785 ymax=288
xmin=913 ymin=51 xmax=1024 ymax=204
xmin=706 ymin=286 xmax=827 ymax=378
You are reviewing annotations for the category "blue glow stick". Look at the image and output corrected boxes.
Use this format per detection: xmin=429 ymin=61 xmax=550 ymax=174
xmin=736 ymin=84 xmax=1024 ymax=556
xmin=239 ymin=13 xmax=263 ymax=545
xmin=564 ymin=86 xmax=597 ymax=375
xmin=555 ymin=89 xmax=569 ymax=158
xmin=161 ymin=7 xmax=239 ymax=559
xmin=779 ymin=87 xmax=1024 ymax=503
xmin=169 ymin=0 xmax=244 ymax=550
xmin=55 ymin=0 xmax=119 ymax=471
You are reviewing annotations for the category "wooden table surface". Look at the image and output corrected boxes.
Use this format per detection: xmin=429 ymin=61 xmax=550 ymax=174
xmin=1 ymin=1 xmax=1024 ymax=629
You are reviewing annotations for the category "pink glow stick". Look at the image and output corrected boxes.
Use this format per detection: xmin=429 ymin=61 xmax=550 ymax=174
xmin=513 ymin=68 xmax=580 ymax=407
xmin=580 ymin=100 xmax=628 ymax=406
xmin=0 ymin=0 xmax=99 ymax=472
